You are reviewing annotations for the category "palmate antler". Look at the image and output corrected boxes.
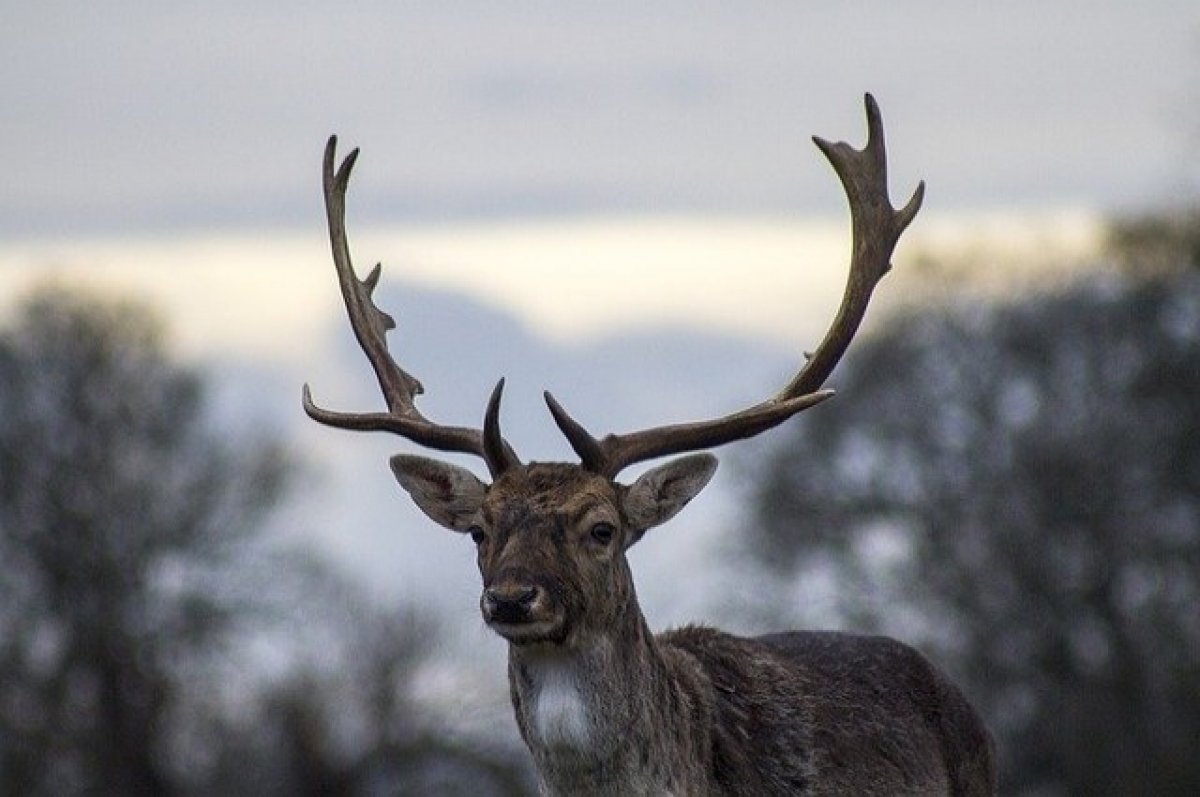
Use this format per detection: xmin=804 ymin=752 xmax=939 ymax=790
xmin=545 ymin=94 xmax=924 ymax=476
xmin=303 ymin=94 xmax=923 ymax=480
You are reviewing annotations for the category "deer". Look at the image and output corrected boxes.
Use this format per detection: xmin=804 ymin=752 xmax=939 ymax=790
xmin=302 ymin=94 xmax=996 ymax=796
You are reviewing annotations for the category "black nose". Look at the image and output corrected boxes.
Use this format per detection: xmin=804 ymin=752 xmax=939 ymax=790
xmin=483 ymin=583 xmax=540 ymax=624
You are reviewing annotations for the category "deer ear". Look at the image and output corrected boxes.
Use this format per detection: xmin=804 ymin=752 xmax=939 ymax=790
xmin=390 ymin=454 xmax=487 ymax=533
xmin=622 ymin=453 xmax=718 ymax=542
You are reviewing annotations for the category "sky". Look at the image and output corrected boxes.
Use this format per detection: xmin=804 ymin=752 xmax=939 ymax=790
xmin=2 ymin=2 xmax=1196 ymax=239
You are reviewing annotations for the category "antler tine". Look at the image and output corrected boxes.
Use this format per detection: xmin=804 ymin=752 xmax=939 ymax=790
xmin=781 ymin=93 xmax=924 ymax=398
xmin=547 ymin=94 xmax=921 ymax=478
xmin=302 ymin=136 xmax=519 ymax=477
xmin=546 ymin=388 xmax=833 ymax=477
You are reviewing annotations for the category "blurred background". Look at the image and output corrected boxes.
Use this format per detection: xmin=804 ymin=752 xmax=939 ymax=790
xmin=2 ymin=2 xmax=1198 ymax=794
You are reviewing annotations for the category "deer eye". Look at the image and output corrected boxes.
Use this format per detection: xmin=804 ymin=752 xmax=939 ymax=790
xmin=590 ymin=522 xmax=616 ymax=545
xmin=468 ymin=526 xmax=487 ymax=545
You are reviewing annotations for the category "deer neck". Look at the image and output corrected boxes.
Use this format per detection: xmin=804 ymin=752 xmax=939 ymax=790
xmin=506 ymin=604 xmax=710 ymax=794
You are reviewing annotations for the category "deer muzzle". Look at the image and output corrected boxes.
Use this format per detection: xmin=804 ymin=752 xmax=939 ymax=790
xmin=482 ymin=583 xmax=539 ymax=622
xmin=480 ymin=576 xmax=565 ymax=644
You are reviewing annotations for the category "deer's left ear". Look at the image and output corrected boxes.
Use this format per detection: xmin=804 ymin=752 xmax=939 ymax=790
xmin=622 ymin=453 xmax=718 ymax=544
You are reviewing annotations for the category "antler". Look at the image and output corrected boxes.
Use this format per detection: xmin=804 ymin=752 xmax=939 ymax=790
xmin=302 ymin=136 xmax=519 ymax=477
xmin=546 ymin=94 xmax=924 ymax=478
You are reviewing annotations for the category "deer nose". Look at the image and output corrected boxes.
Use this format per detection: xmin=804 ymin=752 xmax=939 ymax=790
xmin=482 ymin=582 xmax=541 ymax=623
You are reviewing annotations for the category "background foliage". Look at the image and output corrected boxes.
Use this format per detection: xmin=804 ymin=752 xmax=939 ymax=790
xmin=747 ymin=238 xmax=1200 ymax=794
xmin=0 ymin=289 xmax=531 ymax=795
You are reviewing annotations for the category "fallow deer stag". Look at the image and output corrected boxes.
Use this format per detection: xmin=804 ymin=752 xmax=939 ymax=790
xmin=303 ymin=94 xmax=996 ymax=796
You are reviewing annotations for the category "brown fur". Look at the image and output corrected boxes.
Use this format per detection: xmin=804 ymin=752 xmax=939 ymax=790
xmin=391 ymin=460 xmax=997 ymax=795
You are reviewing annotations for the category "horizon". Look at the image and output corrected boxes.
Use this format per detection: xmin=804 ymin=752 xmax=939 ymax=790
xmin=0 ymin=207 xmax=1106 ymax=366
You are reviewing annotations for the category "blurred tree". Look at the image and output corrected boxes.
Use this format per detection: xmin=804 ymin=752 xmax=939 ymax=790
xmin=253 ymin=610 xmax=530 ymax=796
xmin=0 ymin=286 xmax=532 ymax=795
xmin=1107 ymin=205 xmax=1200 ymax=276
xmin=746 ymin=270 xmax=1200 ymax=795
xmin=199 ymin=562 xmax=534 ymax=797
xmin=0 ymin=287 xmax=291 ymax=794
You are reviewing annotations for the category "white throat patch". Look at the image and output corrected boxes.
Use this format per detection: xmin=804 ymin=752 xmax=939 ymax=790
xmin=527 ymin=654 xmax=592 ymax=749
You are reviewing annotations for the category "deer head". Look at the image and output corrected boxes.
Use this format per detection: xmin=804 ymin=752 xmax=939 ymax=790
xmin=389 ymin=455 xmax=716 ymax=646
xmin=303 ymin=94 xmax=923 ymax=649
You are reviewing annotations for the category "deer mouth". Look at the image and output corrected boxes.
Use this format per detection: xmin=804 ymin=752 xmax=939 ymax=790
xmin=488 ymin=616 xmax=569 ymax=646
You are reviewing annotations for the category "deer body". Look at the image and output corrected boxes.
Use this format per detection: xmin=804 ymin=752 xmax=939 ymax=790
xmin=303 ymin=95 xmax=997 ymax=795
xmin=400 ymin=461 xmax=993 ymax=795
xmin=509 ymin=626 xmax=993 ymax=796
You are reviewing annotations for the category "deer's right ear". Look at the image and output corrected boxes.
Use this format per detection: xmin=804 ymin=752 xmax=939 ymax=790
xmin=390 ymin=454 xmax=487 ymax=533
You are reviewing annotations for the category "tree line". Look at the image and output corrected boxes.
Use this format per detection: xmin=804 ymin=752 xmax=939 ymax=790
xmin=0 ymin=289 xmax=531 ymax=795
xmin=745 ymin=221 xmax=1200 ymax=794
xmin=2 ymin=203 xmax=1196 ymax=794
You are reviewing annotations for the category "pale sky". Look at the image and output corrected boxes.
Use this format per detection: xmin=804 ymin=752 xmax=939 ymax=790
xmin=2 ymin=2 xmax=1196 ymax=238
xmin=0 ymin=209 xmax=1104 ymax=360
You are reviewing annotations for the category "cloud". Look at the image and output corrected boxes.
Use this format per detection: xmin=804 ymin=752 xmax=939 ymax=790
xmin=2 ymin=2 xmax=1195 ymax=236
